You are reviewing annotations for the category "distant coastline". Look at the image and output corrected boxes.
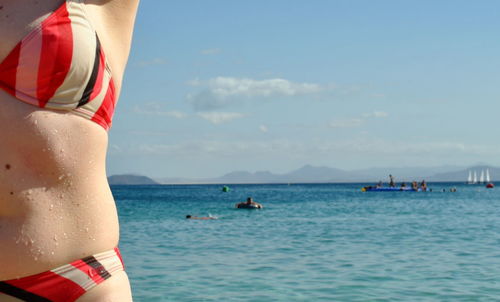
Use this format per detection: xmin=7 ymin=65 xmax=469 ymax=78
xmin=108 ymin=174 xmax=159 ymax=185
xmin=108 ymin=164 xmax=499 ymax=185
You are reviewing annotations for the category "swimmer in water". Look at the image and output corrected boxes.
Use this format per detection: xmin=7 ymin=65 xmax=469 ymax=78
xmin=236 ymin=197 xmax=264 ymax=209
xmin=186 ymin=215 xmax=217 ymax=220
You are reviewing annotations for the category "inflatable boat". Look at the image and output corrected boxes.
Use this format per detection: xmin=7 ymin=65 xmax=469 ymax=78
xmin=236 ymin=203 xmax=263 ymax=209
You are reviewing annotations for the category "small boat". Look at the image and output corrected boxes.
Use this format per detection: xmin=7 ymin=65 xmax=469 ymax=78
xmin=486 ymin=183 xmax=494 ymax=189
xmin=361 ymin=186 xmax=427 ymax=192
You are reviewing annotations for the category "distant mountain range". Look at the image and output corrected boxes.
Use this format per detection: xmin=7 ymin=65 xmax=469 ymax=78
xmin=108 ymin=164 xmax=500 ymax=185
xmin=108 ymin=174 xmax=159 ymax=185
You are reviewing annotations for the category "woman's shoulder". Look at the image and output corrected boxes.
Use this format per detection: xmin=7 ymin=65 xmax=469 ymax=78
xmin=84 ymin=0 xmax=140 ymax=28
xmin=83 ymin=0 xmax=140 ymax=89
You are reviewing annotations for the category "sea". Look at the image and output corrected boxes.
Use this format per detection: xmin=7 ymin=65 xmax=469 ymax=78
xmin=113 ymin=182 xmax=500 ymax=301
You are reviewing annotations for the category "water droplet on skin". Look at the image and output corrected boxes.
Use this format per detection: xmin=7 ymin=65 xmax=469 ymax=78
xmin=85 ymin=227 xmax=89 ymax=232
xmin=58 ymin=175 xmax=64 ymax=180
xmin=51 ymin=251 xmax=55 ymax=255
xmin=34 ymin=120 xmax=38 ymax=125
xmin=49 ymin=204 xmax=54 ymax=211
xmin=53 ymin=235 xmax=58 ymax=241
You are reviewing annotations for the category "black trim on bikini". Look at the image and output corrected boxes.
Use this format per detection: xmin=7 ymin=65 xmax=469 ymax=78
xmin=81 ymin=255 xmax=112 ymax=280
xmin=77 ymin=33 xmax=101 ymax=107
xmin=0 ymin=282 xmax=52 ymax=302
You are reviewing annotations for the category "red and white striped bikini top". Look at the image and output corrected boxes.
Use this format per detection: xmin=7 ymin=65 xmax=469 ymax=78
xmin=0 ymin=0 xmax=116 ymax=130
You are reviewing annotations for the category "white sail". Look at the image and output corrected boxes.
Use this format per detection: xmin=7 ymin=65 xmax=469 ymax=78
xmin=480 ymin=170 xmax=485 ymax=183
xmin=473 ymin=171 xmax=478 ymax=184
xmin=468 ymin=170 xmax=473 ymax=183
xmin=486 ymin=169 xmax=491 ymax=183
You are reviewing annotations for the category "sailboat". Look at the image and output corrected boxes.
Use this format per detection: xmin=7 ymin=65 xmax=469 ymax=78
xmin=486 ymin=169 xmax=494 ymax=188
xmin=473 ymin=171 xmax=478 ymax=184
xmin=467 ymin=170 xmax=473 ymax=184
xmin=480 ymin=170 xmax=485 ymax=184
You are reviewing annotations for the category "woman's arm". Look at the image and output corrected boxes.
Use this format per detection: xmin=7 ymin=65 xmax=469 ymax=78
xmin=83 ymin=0 xmax=141 ymax=94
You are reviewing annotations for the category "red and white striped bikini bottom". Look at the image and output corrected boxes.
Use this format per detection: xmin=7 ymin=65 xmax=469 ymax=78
xmin=0 ymin=247 xmax=125 ymax=302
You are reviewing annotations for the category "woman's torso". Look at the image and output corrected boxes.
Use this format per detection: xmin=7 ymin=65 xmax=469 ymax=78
xmin=0 ymin=0 xmax=138 ymax=280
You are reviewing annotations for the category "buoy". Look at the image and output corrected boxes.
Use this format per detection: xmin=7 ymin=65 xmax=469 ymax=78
xmin=486 ymin=183 xmax=494 ymax=188
xmin=222 ymin=186 xmax=230 ymax=192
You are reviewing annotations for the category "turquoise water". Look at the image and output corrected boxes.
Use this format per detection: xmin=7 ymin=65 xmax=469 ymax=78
xmin=114 ymin=183 xmax=500 ymax=301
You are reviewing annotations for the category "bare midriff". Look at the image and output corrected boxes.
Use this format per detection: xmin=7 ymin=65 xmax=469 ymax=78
xmin=0 ymin=93 xmax=119 ymax=280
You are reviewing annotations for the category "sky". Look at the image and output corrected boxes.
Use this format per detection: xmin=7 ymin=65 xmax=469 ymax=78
xmin=107 ymin=0 xmax=500 ymax=179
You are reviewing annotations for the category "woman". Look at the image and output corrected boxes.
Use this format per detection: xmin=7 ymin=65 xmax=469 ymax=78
xmin=0 ymin=0 xmax=139 ymax=301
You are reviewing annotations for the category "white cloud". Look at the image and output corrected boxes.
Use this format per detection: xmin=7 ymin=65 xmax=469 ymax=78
xmin=135 ymin=58 xmax=167 ymax=67
xmin=362 ymin=111 xmax=389 ymax=118
xmin=133 ymin=139 xmax=299 ymax=157
xmin=162 ymin=111 xmax=187 ymax=119
xmin=133 ymin=104 xmax=187 ymax=119
xmin=187 ymin=77 xmax=322 ymax=111
xmin=187 ymin=78 xmax=202 ymax=87
xmin=329 ymin=118 xmax=364 ymax=128
xmin=197 ymin=112 xmax=245 ymax=124
xmin=117 ymin=138 xmax=500 ymax=170
xmin=329 ymin=111 xmax=388 ymax=129
xmin=209 ymin=77 xmax=321 ymax=97
xmin=201 ymin=48 xmax=222 ymax=55
xmin=108 ymin=144 xmax=122 ymax=155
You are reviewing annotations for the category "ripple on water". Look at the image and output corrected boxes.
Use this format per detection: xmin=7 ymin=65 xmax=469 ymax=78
xmin=113 ymin=183 xmax=500 ymax=301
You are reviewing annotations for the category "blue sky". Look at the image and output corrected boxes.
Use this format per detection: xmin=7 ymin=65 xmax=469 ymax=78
xmin=107 ymin=0 xmax=500 ymax=178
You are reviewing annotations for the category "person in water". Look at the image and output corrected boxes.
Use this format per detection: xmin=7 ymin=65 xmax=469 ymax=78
xmin=186 ymin=215 xmax=217 ymax=220
xmin=236 ymin=197 xmax=264 ymax=209
xmin=420 ymin=180 xmax=427 ymax=191
xmin=389 ymin=174 xmax=395 ymax=187
xmin=411 ymin=181 xmax=418 ymax=191
xmin=0 ymin=1 xmax=140 ymax=301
